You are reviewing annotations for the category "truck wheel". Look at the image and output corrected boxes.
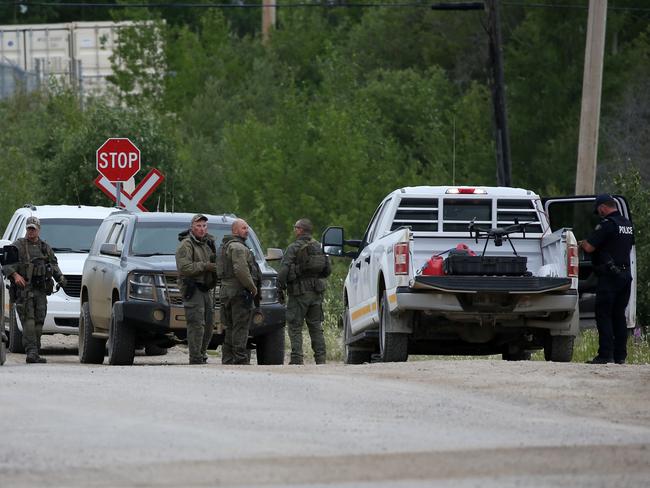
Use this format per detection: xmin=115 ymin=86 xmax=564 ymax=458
xmin=107 ymin=306 xmax=135 ymax=366
xmin=8 ymin=304 xmax=24 ymax=354
xmin=256 ymin=328 xmax=285 ymax=365
xmin=79 ymin=302 xmax=106 ymax=364
xmin=144 ymin=344 xmax=168 ymax=356
xmin=544 ymin=335 xmax=574 ymax=362
xmin=343 ymin=307 xmax=371 ymax=365
xmin=379 ymin=294 xmax=408 ymax=363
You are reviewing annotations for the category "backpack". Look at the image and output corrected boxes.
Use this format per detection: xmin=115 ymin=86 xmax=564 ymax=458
xmin=215 ymin=240 xmax=234 ymax=280
xmin=296 ymin=239 xmax=331 ymax=278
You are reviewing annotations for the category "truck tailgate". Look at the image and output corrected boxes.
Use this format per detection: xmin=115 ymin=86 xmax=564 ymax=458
xmin=412 ymin=275 xmax=572 ymax=294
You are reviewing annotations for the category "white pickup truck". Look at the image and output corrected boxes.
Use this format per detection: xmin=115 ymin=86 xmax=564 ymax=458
xmin=323 ymin=186 xmax=636 ymax=363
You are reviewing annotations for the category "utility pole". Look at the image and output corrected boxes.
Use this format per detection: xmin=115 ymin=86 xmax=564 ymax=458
xmin=262 ymin=1 xmax=276 ymax=45
xmin=575 ymin=0 xmax=608 ymax=195
xmin=485 ymin=0 xmax=512 ymax=187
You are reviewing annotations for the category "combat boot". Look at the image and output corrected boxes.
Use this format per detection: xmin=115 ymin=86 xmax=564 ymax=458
xmin=26 ymin=353 xmax=47 ymax=364
xmin=586 ymin=356 xmax=613 ymax=364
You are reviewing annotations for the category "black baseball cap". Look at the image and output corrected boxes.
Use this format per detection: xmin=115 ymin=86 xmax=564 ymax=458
xmin=594 ymin=194 xmax=615 ymax=214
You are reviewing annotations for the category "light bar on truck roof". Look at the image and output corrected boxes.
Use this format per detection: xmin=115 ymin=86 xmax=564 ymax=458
xmin=446 ymin=188 xmax=488 ymax=195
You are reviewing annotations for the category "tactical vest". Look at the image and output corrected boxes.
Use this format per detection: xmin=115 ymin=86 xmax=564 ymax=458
xmin=20 ymin=238 xmax=54 ymax=294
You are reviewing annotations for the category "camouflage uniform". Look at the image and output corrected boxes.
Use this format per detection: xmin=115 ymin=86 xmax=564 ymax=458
xmin=220 ymin=235 xmax=260 ymax=365
xmin=278 ymin=234 xmax=331 ymax=365
xmin=175 ymin=231 xmax=217 ymax=364
xmin=3 ymin=237 xmax=64 ymax=360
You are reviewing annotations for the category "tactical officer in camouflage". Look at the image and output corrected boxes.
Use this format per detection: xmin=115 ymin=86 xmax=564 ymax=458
xmin=279 ymin=218 xmax=331 ymax=365
xmin=219 ymin=219 xmax=260 ymax=365
xmin=175 ymin=214 xmax=218 ymax=365
xmin=2 ymin=216 xmax=66 ymax=363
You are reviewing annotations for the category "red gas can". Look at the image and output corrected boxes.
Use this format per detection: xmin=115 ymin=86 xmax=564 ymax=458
xmin=421 ymin=255 xmax=444 ymax=276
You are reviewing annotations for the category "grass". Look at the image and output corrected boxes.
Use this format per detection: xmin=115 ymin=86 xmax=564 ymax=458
xmin=547 ymin=328 xmax=650 ymax=364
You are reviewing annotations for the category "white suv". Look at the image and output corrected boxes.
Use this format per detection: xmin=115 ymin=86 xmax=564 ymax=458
xmin=1 ymin=204 xmax=116 ymax=352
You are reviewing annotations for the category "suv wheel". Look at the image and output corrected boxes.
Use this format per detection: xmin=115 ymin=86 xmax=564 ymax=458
xmin=144 ymin=344 xmax=168 ymax=356
xmin=8 ymin=304 xmax=24 ymax=354
xmin=79 ymin=302 xmax=106 ymax=364
xmin=343 ymin=306 xmax=371 ymax=365
xmin=379 ymin=293 xmax=408 ymax=363
xmin=108 ymin=305 xmax=135 ymax=366
xmin=256 ymin=328 xmax=285 ymax=365
xmin=544 ymin=335 xmax=574 ymax=362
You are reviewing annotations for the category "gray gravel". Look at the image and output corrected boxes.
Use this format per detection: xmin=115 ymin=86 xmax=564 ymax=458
xmin=1 ymin=335 xmax=649 ymax=487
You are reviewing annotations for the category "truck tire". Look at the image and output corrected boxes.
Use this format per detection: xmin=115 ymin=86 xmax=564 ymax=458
xmin=544 ymin=335 xmax=574 ymax=362
xmin=144 ymin=344 xmax=168 ymax=356
xmin=79 ymin=302 xmax=106 ymax=364
xmin=8 ymin=304 xmax=24 ymax=354
xmin=107 ymin=306 xmax=135 ymax=366
xmin=379 ymin=293 xmax=408 ymax=363
xmin=256 ymin=328 xmax=285 ymax=365
xmin=343 ymin=306 xmax=371 ymax=365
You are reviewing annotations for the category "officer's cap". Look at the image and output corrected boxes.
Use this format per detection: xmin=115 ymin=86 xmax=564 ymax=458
xmin=594 ymin=194 xmax=615 ymax=214
xmin=26 ymin=216 xmax=40 ymax=229
xmin=191 ymin=214 xmax=208 ymax=224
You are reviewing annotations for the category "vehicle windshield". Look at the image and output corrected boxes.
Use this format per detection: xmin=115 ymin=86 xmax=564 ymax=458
xmin=39 ymin=218 xmax=104 ymax=252
xmin=129 ymin=221 xmax=263 ymax=259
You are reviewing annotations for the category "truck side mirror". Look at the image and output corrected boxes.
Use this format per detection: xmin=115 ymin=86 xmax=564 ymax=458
xmin=322 ymin=227 xmax=345 ymax=256
xmin=265 ymin=248 xmax=283 ymax=261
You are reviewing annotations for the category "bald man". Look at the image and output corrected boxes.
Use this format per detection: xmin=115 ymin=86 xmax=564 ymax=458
xmin=219 ymin=219 xmax=261 ymax=364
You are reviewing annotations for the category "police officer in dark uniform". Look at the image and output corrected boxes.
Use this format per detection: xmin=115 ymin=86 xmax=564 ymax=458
xmin=579 ymin=194 xmax=634 ymax=365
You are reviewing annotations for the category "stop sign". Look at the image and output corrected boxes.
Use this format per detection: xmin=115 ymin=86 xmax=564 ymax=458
xmin=96 ymin=138 xmax=141 ymax=182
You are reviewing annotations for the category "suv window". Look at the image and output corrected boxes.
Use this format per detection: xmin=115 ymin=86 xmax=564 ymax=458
xmin=129 ymin=221 xmax=263 ymax=259
xmin=107 ymin=223 xmax=126 ymax=252
xmin=39 ymin=218 xmax=105 ymax=252
xmin=91 ymin=219 xmax=117 ymax=254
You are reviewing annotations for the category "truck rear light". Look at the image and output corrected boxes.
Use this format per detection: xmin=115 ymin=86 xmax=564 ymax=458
xmin=394 ymin=242 xmax=410 ymax=275
xmin=567 ymin=242 xmax=579 ymax=278
xmin=446 ymin=188 xmax=488 ymax=195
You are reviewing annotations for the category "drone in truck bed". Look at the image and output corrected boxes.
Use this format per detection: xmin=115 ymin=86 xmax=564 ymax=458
xmin=468 ymin=218 xmax=531 ymax=256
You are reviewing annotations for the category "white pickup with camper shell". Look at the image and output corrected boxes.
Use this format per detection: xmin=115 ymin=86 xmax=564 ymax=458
xmin=322 ymin=186 xmax=636 ymax=363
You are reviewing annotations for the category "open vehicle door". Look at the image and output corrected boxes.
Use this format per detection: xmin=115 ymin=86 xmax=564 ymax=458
xmin=543 ymin=195 xmax=636 ymax=329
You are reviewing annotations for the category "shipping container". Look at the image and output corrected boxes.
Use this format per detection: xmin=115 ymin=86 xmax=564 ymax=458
xmin=0 ymin=21 xmax=144 ymax=96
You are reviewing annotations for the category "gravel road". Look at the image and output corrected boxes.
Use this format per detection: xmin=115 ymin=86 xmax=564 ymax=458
xmin=1 ymin=336 xmax=649 ymax=487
